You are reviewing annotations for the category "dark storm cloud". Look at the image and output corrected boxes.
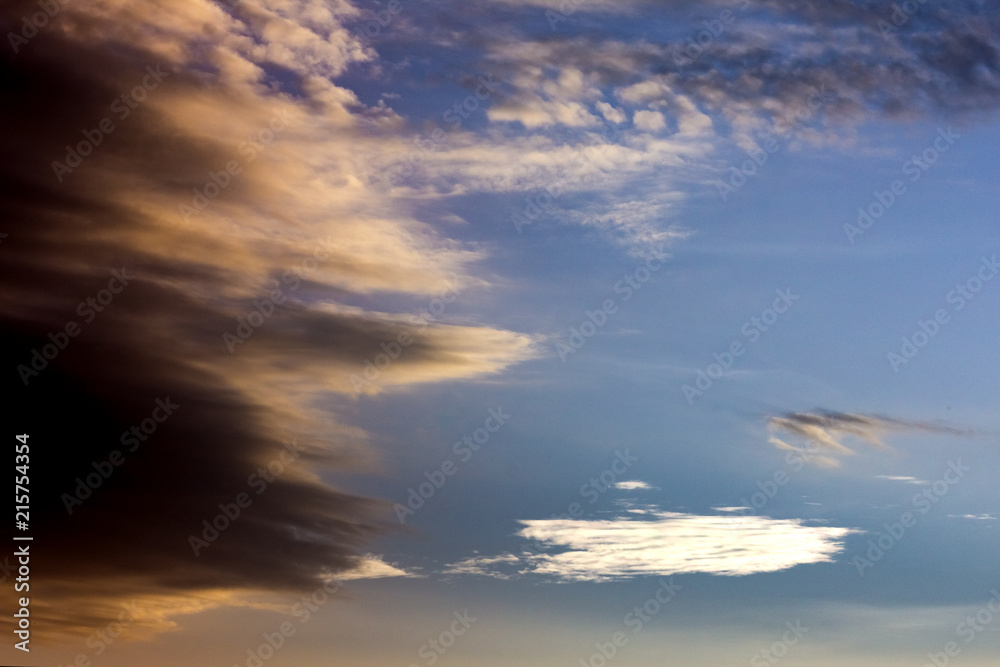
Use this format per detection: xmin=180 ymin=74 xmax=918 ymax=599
xmin=0 ymin=27 xmax=373 ymax=637
xmin=0 ymin=0 xmax=535 ymax=637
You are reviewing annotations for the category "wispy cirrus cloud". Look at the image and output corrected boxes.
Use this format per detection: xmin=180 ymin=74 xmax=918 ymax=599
xmin=767 ymin=411 xmax=969 ymax=467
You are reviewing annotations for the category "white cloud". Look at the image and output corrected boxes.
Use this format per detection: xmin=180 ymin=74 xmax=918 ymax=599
xmin=489 ymin=100 xmax=601 ymax=128
xmin=446 ymin=509 xmax=858 ymax=582
xmin=337 ymin=555 xmax=419 ymax=580
xmin=381 ymin=125 xmax=701 ymax=255
xmin=614 ymin=480 xmax=655 ymax=490
xmin=673 ymin=95 xmax=714 ymax=136
xmin=596 ymin=101 xmax=627 ymax=123
xmin=633 ymin=110 xmax=666 ymax=132
xmin=443 ymin=553 xmax=523 ymax=580
xmin=617 ymin=79 xmax=672 ymax=105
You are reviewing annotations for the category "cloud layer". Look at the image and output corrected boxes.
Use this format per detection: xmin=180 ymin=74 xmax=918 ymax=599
xmin=4 ymin=0 xmax=999 ymax=641
xmin=352 ymin=0 xmax=1000 ymax=254
xmin=0 ymin=0 xmax=537 ymax=637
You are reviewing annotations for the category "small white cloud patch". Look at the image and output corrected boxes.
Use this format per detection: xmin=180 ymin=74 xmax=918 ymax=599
xmin=874 ymin=475 xmax=927 ymax=484
xmin=337 ymin=555 xmax=418 ymax=580
xmin=614 ymin=480 xmax=655 ymax=490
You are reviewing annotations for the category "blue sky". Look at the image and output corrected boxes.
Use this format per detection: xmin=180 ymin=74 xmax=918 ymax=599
xmin=3 ymin=0 xmax=1000 ymax=665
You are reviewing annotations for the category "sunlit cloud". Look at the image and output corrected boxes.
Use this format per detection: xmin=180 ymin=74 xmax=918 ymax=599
xmin=0 ymin=0 xmax=538 ymax=637
xmin=336 ymin=555 xmax=419 ymax=580
xmin=613 ymin=480 xmax=656 ymax=490
xmin=446 ymin=509 xmax=858 ymax=582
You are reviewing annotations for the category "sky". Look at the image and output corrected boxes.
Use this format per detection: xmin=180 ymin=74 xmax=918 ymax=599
xmin=1 ymin=0 xmax=999 ymax=665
